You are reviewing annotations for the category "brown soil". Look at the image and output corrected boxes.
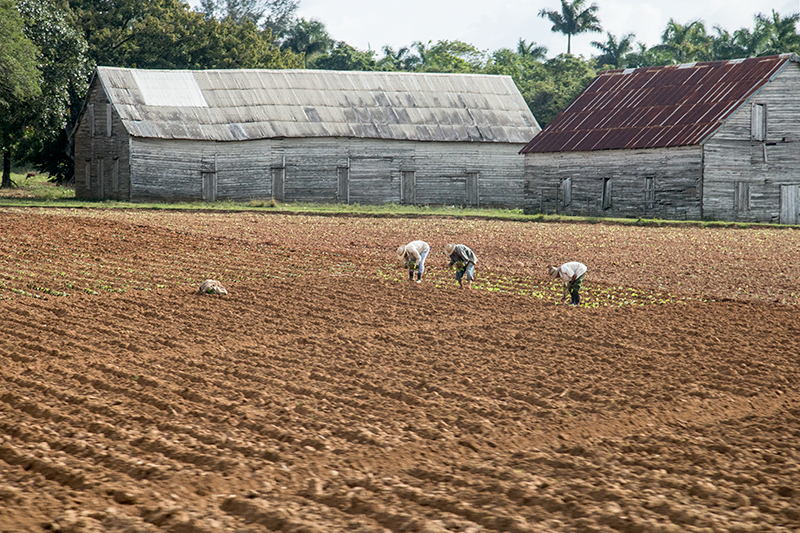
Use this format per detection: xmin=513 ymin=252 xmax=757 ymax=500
xmin=1 ymin=207 xmax=799 ymax=532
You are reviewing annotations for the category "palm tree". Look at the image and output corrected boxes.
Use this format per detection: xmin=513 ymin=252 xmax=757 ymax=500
xmin=756 ymin=10 xmax=800 ymax=55
xmin=591 ymin=31 xmax=635 ymax=68
xmin=651 ymin=19 xmax=711 ymax=63
xmin=281 ymin=18 xmax=332 ymax=67
xmin=516 ymin=38 xmax=548 ymax=61
xmin=538 ymin=0 xmax=602 ymax=55
xmin=411 ymin=40 xmax=432 ymax=69
xmin=710 ymin=26 xmax=761 ymax=60
xmin=378 ymin=45 xmax=420 ymax=71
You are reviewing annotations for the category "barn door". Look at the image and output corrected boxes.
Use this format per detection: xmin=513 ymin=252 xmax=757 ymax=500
xmin=466 ymin=172 xmax=479 ymax=206
xmin=780 ymin=184 xmax=800 ymax=224
xmin=202 ymin=172 xmax=217 ymax=202
xmin=401 ymin=171 xmax=416 ymax=205
xmin=348 ymin=157 xmax=393 ymax=204
xmin=272 ymin=167 xmax=285 ymax=201
xmin=337 ymin=167 xmax=349 ymax=203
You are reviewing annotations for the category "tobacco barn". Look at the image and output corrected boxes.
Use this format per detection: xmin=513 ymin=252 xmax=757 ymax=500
xmin=73 ymin=67 xmax=540 ymax=206
xmin=521 ymin=54 xmax=800 ymax=223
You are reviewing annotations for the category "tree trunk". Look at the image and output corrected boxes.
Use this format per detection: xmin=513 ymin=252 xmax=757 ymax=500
xmin=1 ymin=150 xmax=11 ymax=188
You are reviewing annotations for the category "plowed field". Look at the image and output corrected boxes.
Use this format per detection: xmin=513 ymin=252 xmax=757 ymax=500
xmin=1 ymin=207 xmax=800 ymax=533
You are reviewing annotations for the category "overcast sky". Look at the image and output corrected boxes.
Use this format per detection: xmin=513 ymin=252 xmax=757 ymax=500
xmin=289 ymin=0 xmax=799 ymax=59
xmin=187 ymin=1 xmax=799 ymax=60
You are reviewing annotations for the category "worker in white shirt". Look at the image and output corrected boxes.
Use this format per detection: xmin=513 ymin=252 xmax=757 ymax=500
xmin=548 ymin=262 xmax=587 ymax=306
xmin=397 ymin=240 xmax=431 ymax=283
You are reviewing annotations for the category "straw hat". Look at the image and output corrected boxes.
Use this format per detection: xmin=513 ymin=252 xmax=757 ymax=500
xmin=548 ymin=265 xmax=560 ymax=278
xmin=444 ymin=243 xmax=456 ymax=255
xmin=396 ymin=245 xmax=407 ymax=260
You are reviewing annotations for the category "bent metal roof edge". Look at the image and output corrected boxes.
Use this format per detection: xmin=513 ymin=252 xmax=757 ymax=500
xmin=520 ymin=54 xmax=797 ymax=154
xmin=93 ymin=67 xmax=541 ymax=144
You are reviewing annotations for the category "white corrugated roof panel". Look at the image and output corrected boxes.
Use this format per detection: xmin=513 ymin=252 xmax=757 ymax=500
xmin=131 ymin=70 xmax=207 ymax=107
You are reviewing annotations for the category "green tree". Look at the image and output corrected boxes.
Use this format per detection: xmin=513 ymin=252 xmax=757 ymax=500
xmin=311 ymin=41 xmax=376 ymax=71
xmin=281 ymin=18 xmax=333 ymax=67
xmin=485 ymin=42 xmax=545 ymax=80
xmin=622 ymin=41 xmax=673 ymax=67
xmin=538 ymin=0 xmax=602 ymax=55
xmin=0 ymin=0 xmax=41 ymax=187
xmin=520 ymin=54 xmax=596 ymax=127
xmin=200 ymin=0 xmax=297 ymax=39
xmin=732 ymin=26 xmax=769 ymax=57
xmin=756 ymin=10 xmax=800 ymax=55
xmin=261 ymin=0 xmax=298 ymax=43
xmin=221 ymin=0 xmax=264 ymax=24
xmin=709 ymin=27 xmax=744 ymax=60
xmin=516 ymin=38 xmax=548 ymax=61
xmin=651 ymin=18 xmax=711 ymax=63
xmin=485 ymin=48 xmax=527 ymax=78
xmin=591 ymin=31 xmax=635 ymax=68
xmin=70 ymin=0 xmax=151 ymax=66
xmin=114 ymin=0 xmax=216 ymax=69
xmin=414 ymin=39 xmax=487 ymax=72
xmin=199 ymin=0 xmax=264 ymax=24
xmin=376 ymin=45 xmax=420 ymax=71
xmin=71 ymin=0 xmax=301 ymax=69
xmin=8 ymin=0 xmax=89 ymax=185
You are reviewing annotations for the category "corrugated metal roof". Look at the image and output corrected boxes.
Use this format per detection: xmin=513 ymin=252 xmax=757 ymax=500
xmin=520 ymin=54 xmax=797 ymax=154
xmin=95 ymin=67 xmax=540 ymax=144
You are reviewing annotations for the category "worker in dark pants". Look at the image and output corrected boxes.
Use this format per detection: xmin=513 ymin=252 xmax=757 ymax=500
xmin=549 ymin=262 xmax=587 ymax=306
xmin=397 ymin=240 xmax=430 ymax=283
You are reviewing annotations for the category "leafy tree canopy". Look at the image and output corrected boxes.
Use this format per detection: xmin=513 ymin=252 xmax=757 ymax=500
xmin=281 ymin=17 xmax=332 ymax=67
xmin=310 ymin=41 xmax=376 ymax=71
xmin=414 ymin=39 xmax=487 ymax=73
xmin=591 ymin=31 xmax=635 ymax=69
xmin=521 ymin=54 xmax=596 ymax=127
xmin=0 ymin=0 xmax=42 ymax=187
xmin=376 ymin=45 xmax=420 ymax=71
xmin=3 ymin=0 xmax=88 ymax=185
xmin=0 ymin=0 xmax=40 ymax=110
xmin=70 ymin=0 xmax=301 ymax=69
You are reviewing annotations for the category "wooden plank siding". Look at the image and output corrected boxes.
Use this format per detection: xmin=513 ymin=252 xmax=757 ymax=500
xmin=116 ymin=136 xmax=528 ymax=206
xmin=74 ymin=81 xmax=131 ymax=201
xmin=523 ymin=146 xmax=703 ymax=220
xmin=702 ymin=62 xmax=800 ymax=223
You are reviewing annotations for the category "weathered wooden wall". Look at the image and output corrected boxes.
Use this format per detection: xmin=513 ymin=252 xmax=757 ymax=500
xmin=523 ymin=146 xmax=703 ymax=220
xmin=123 ymin=137 xmax=528 ymax=207
xmin=74 ymin=81 xmax=131 ymax=200
xmin=129 ymin=139 xmax=273 ymax=202
xmin=703 ymin=62 xmax=800 ymax=223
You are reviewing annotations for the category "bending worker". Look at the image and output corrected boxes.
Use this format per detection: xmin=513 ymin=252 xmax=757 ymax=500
xmin=549 ymin=261 xmax=587 ymax=306
xmin=445 ymin=243 xmax=477 ymax=288
xmin=397 ymin=240 xmax=431 ymax=283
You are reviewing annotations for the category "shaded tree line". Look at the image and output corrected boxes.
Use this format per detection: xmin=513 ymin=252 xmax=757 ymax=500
xmin=1 ymin=0 xmax=798 ymax=187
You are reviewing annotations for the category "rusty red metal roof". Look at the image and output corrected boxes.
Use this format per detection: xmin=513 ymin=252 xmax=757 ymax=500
xmin=520 ymin=54 xmax=797 ymax=154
